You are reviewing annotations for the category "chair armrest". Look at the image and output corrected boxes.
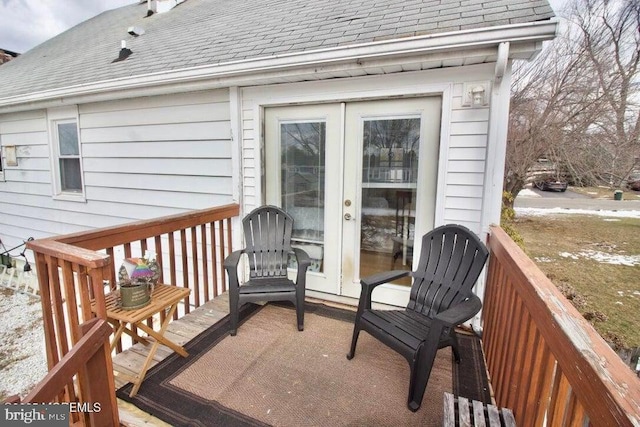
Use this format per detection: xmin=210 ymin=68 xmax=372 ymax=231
xmin=361 ymin=270 xmax=410 ymax=289
xmin=434 ymin=294 xmax=482 ymax=327
xmin=224 ymin=250 xmax=246 ymax=292
xmin=292 ymin=248 xmax=311 ymax=286
xmin=223 ymin=249 xmax=244 ymax=270
xmin=292 ymin=248 xmax=311 ymax=268
xmin=357 ymin=270 xmax=411 ymax=312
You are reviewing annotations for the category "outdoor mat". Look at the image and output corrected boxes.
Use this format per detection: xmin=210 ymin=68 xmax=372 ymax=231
xmin=452 ymin=331 xmax=492 ymax=404
xmin=117 ymin=302 xmax=485 ymax=426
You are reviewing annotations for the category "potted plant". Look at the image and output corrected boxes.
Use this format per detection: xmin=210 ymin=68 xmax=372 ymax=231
xmin=118 ymin=251 xmax=160 ymax=310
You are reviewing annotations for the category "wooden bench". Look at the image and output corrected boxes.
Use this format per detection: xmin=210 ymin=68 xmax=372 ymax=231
xmin=444 ymin=392 xmax=516 ymax=427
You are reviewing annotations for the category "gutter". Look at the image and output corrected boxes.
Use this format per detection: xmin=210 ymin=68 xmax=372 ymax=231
xmin=0 ymin=20 xmax=558 ymax=112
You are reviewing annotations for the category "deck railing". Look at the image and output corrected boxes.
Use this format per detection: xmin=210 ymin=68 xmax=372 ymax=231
xmin=483 ymin=225 xmax=640 ymax=426
xmin=26 ymin=203 xmax=240 ymax=419
xmin=8 ymin=318 xmax=119 ymax=426
xmin=24 ymin=213 xmax=640 ymax=426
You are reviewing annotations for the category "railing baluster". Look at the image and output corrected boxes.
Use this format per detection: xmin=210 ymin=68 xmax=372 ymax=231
xmin=211 ymin=221 xmax=219 ymax=297
xmin=168 ymin=231 xmax=177 ymax=320
xmin=496 ymin=280 xmax=517 ymax=403
xmin=513 ymin=311 xmax=537 ymax=420
xmin=191 ymin=226 xmax=200 ymax=308
xmin=154 ymin=235 xmax=164 ymax=284
xmin=509 ymin=299 xmax=531 ymax=414
xmin=140 ymin=238 xmax=147 ymax=256
xmin=180 ymin=228 xmax=190 ymax=315
xmin=77 ymin=265 xmax=93 ymax=324
xmin=61 ymin=261 xmax=81 ymax=344
xmin=532 ymin=343 xmax=556 ymax=425
xmin=565 ymin=389 xmax=587 ymax=427
xmin=201 ymin=224 xmax=210 ymax=302
xmin=547 ymin=367 xmax=571 ymax=425
xmin=106 ymin=247 xmax=116 ymax=292
xmin=219 ymin=219 xmax=228 ymax=293
xmin=36 ymin=253 xmax=57 ymax=370
xmin=504 ymin=296 xmax=526 ymax=410
xmin=226 ymin=217 xmax=233 ymax=293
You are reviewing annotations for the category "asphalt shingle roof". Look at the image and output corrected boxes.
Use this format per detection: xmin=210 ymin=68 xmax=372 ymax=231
xmin=0 ymin=0 xmax=554 ymax=100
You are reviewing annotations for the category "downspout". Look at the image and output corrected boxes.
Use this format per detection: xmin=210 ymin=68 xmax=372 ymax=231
xmin=474 ymin=41 xmax=511 ymax=332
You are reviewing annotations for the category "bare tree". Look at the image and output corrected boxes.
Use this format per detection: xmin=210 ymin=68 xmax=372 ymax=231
xmin=566 ymin=0 xmax=640 ymax=187
xmin=505 ymin=21 xmax=597 ymax=201
xmin=504 ymin=0 xmax=640 ymax=204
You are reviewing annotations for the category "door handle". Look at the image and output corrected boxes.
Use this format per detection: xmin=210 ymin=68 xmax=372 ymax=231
xmin=344 ymin=213 xmax=353 ymax=221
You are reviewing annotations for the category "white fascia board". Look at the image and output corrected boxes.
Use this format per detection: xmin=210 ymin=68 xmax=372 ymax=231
xmin=0 ymin=20 xmax=558 ymax=113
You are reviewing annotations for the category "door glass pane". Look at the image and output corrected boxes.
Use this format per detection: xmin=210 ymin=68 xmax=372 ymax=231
xmin=281 ymin=122 xmax=325 ymax=272
xmin=58 ymin=122 xmax=79 ymax=155
xmin=360 ymin=118 xmax=420 ymax=285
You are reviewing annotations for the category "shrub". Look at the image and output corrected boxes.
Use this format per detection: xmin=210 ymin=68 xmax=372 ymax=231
xmin=501 ymin=191 xmax=525 ymax=249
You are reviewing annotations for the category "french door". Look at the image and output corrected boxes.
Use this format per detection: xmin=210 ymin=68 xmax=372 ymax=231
xmin=265 ymin=97 xmax=441 ymax=306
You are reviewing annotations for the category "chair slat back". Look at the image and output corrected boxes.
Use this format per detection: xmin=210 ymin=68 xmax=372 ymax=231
xmin=408 ymin=224 xmax=489 ymax=317
xmin=243 ymin=206 xmax=294 ymax=279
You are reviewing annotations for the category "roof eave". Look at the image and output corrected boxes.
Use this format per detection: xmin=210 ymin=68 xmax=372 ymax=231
xmin=0 ymin=19 xmax=558 ymax=113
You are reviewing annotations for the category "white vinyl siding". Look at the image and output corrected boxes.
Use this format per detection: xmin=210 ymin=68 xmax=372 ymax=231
xmin=443 ymin=84 xmax=489 ymax=232
xmin=0 ymin=110 xmax=52 ymax=248
xmin=0 ymin=89 xmax=233 ymax=249
xmin=79 ymin=90 xmax=233 ymax=214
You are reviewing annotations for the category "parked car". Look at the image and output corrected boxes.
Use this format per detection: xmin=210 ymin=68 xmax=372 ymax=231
xmin=535 ymin=178 xmax=568 ymax=192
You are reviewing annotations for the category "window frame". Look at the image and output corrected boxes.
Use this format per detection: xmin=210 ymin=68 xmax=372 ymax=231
xmin=48 ymin=107 xmax=86 ymax=201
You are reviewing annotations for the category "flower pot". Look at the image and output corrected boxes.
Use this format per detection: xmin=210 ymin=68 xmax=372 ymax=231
xmin=120 ymin=282 xmax=151 ymax=310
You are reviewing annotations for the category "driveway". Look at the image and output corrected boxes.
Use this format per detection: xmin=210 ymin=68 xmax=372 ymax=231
xmin=515 ymin=187 xmax=640 ymax=211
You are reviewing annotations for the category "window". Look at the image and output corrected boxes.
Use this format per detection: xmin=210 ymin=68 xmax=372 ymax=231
xmin=49 ymin=109 xmax=85 ymax=199
xmin=54 ymin=120 xmax=82 ymax=192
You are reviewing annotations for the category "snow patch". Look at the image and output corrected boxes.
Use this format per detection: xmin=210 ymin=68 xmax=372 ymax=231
xmin=516 ymin=207 xmax=640 ymax=218
xmin=558 ymin=250 xmax=640 ymax=266
xmin=559 ymin=252 xmax=579 ymax=260
xmin=516 ymin=188 xmax=542 ymax=198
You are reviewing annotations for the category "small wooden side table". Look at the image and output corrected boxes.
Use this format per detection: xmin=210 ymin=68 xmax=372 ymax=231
xmin=91 ymin=283 xmax=191 ymax=397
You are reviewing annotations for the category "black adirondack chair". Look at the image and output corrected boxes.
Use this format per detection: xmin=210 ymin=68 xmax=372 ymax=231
xmin=346 ymin=224 xmax=489 ymax=411
xmin=224 ymin=206 xmax=310 ymax=335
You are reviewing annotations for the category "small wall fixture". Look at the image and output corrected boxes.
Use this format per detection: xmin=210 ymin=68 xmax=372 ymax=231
xmin=471 ymin=86 xmax=486 ymax=107
xmin=3 ymin=146 xmax=17 ymax=167
xmin=462 ymin=81 xmax=489 ymax=108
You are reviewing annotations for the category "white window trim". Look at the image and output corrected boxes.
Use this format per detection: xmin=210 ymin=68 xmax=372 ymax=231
xmin=47 ymin=106 xmax=86 ymax=202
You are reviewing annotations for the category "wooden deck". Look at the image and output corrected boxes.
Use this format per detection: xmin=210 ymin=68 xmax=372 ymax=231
xmin=115 ymin=293 xmax=232 ymax=426
xmin=114 ymin=294 xmax=368 ymax=426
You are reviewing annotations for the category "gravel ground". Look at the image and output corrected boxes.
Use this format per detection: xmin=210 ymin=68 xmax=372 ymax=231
xmin=0 ymin=288 xmax=48 ymax=399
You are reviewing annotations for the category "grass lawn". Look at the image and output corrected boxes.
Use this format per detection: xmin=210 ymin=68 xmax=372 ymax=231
xmin=512 ymin=214 xmax=640 ymax=349
xmin=571 ymin=186 xmax=640 ymax=200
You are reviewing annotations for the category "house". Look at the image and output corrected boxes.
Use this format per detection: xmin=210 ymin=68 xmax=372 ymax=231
xmin=0 ymin=0 xmax=557 ymax=309
xmin=0 ymin=48 xmax=19 ymax=65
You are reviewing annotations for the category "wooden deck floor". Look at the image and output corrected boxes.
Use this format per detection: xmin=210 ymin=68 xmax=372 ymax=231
xmin=115 ymin=293 xmax=233 ymax=426
xmin=114 ymin=294 xmax=362 ymax=426
xmin=112 ymin=294 xmax=454 ymax=426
